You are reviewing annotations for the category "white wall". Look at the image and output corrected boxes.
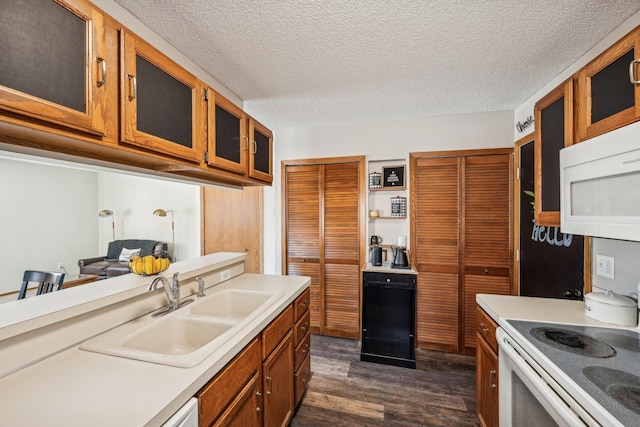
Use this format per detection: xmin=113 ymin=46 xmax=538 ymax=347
xmin=0 ymin=158 xmax=98 ymax=295
xmin=98 ymin=172 xmax=201 ymax=263
xmin=262 ymin=110 xmax=514 ymax=274
xmin=513 ymin=10 xmax=640 ymax=298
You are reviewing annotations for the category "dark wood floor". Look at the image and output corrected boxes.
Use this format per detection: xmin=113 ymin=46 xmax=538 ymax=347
xmin=290 ymin=335 xmax=479 ymax=426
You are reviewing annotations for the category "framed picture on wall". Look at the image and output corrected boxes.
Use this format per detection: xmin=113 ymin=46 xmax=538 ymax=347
xmin=382 ymin=165 xmax=405 ymax=188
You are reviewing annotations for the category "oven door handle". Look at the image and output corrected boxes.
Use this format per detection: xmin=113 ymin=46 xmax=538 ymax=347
xmin=498 ymin=329 xmax=598 ymax=427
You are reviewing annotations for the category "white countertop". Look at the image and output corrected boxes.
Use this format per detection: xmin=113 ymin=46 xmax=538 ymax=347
xmin=0 ymin=272 xmax=310 ymax=426
xmin=477 ymin=294 xmax=640 ymax=333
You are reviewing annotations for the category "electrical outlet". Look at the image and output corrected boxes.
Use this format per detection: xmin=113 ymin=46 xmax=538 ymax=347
xmin=220 ymin=269 xmax=231 ymax=281
xmin=596 ymin=255 xmax=615 ymax=279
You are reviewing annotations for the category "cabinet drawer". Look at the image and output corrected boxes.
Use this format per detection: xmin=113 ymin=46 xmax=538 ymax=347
xmin=294 ymin=332 xmax=311 ymax=371
xmin=477 ymin=307 xmax=498 ymax=353
xmin=294 ymin=352 xmax=311 ymax=407
xmin=262 ymin=305 xmax=293 ymax=359
xmin=197 ymin=337 xmax=261 ymax=427
xmin=294 ymin=288 xmax=310 ymax=321
xmin=294 ymin=310 xmax=310 ymax=346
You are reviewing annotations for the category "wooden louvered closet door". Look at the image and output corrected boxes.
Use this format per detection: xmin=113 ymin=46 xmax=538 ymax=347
xmin=413 ymin=157 xmax=461 ymax=352
xmin=462 ymin=154 xmax=512 ymax=353
xmin=323 ymin=163 xmax=360 ymax=338
xmin=411 ymin=149 xmax=512 ymax=353
xmin=285 ymin=165 xmax=322 ymax=332
xmin=283 ymin=158 xmax=363 ymax=339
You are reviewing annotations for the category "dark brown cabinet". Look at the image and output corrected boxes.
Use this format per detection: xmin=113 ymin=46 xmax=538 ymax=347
xmin=534 ymin=79 xmax=574 ymax=227
xmin=120 ymin=29 xmax=202 ymax=162
xmin=577 ymin=26 xmax=640 ymax=141
xmin=0 ymin=0 xmax=110 ymax=135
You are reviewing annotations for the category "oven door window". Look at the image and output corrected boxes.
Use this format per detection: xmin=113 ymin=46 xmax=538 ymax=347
xmin=512 ymin=373 xmax=559 ymax=426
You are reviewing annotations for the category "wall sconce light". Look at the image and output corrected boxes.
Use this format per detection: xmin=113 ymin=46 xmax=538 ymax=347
xmin=153 ymin=209 xmax=175 ymax=261
xmin=98 ymin=209 xmax=115 ymax=241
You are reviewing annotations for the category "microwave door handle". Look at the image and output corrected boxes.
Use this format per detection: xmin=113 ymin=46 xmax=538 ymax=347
xmin=499 ymin=333 xmax=598 ymax=426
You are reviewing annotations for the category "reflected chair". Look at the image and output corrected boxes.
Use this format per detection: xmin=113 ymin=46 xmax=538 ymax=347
xmin=17 ymin=271 xmax=65 ymax=300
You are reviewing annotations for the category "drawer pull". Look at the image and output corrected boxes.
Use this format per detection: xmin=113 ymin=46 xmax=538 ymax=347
xmin=480 ymin=323 xmax=490 ymax=333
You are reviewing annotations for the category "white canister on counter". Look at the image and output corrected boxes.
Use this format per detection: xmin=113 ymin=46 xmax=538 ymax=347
xmin=584 ymin=290 xmax=638 ymax=326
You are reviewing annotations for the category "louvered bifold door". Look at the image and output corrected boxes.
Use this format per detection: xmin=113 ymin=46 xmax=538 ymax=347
xmin=414 ymin=157 xmax=461 ymax=352
xmin=285 ymin=165 xmax=323 ymax=333
xmin=323 ymin=163 xmax=361 ymax=339
xmin=462 ymin=154 xmax=512 ymax=352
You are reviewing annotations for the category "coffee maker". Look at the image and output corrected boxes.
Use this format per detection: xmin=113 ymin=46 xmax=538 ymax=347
xmin=391 ymin=235 xmax=410 ymax=269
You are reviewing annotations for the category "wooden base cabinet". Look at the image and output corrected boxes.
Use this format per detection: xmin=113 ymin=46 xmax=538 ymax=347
xmin=197 ymin=292 xmax=310 ymax=427
xmin=197 ymin=338 xmax=262 ymax=427
xmin=293 ymin=289 xmax=311 ymax=406
xmin=476 ymin=307 xmax=499 ymax=427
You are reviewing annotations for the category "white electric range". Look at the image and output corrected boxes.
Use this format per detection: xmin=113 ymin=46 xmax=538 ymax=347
xmin=477 ymin=294 xmax=640 ymax=427
xmin=499 ymin=319 xmax=640 ymax=426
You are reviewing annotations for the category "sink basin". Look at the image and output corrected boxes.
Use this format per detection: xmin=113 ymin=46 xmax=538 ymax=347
xmin=121 ymin=317 xmax=234 ymax=355
xmin=189 ymin=288 xmax=277 ymax=320
xmin=80 ymin=287 xmax=284 ymax=368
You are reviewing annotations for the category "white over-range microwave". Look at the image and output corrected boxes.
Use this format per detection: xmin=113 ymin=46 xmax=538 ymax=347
xmin=560 ymin=120 xmax=640 ymax=242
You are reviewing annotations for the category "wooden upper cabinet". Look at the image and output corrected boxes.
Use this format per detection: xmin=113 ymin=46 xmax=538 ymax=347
xmin=0 ymin=0 xmax=109 ymax=135
xmin=577 ymin=26 xmax=640 ymax=141
xmin=249 ymin=117 xmax=274 ymax=183
xmin=120 ymin=29 xmax=202 ymax=162
xmin=207 ymin=91 xmax=248 ymax=175
xmin=534 ymin=79 xmax=573 ymax=227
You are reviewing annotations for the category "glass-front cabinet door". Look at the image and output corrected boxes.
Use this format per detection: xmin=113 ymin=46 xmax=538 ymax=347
xmin=534 ymin=78 xmax=574 ymax=226
xmin=120 ymin=29 xmax=202 ymax=162
xmin=0 ymin=0 xmax=108 ymax=135
xmin=248 ymin=117 xmax=273 ymax=183
xmin=576 ymin=26 xmax=640 ymax=141
xmin=206 ymin=91 xmax=248 ymax=175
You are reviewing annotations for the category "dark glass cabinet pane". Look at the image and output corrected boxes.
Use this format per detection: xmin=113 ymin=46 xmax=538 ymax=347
xmin=540 ymin=97 xmax=564 ymax=212
xmin=591 ymin=49 xmax=635 ymax=124
xmin=215 ymin=104 xmax=241 ymax=163
xmin=0 ymin=0 xmax=85 ymax=112
xmin=136 ymin=55 xmax=192 ymax=148
xmin=253 ymin=130 xmax=271 ymax=174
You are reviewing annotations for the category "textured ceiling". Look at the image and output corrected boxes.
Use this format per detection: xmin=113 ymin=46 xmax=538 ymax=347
xmin=113 ymin=0 xmax=640 ymax=129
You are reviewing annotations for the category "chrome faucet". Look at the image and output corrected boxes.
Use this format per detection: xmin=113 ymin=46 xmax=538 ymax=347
xmin=195 ymin=276 xmax=206 ymax=297
xmin=147 ymin=272 xmax=192 ymax=317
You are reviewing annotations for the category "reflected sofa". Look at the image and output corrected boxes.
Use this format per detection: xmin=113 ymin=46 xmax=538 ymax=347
xmin=78 ymin=239 xmax=168 ymax=279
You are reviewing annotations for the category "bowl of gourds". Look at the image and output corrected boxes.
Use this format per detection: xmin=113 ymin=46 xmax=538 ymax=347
xmin=130 ymin=255 xmax=170 ymax=276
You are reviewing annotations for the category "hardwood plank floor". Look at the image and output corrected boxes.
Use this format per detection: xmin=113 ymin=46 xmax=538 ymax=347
xmin=291 ymin=335 xmax=479 ymax=426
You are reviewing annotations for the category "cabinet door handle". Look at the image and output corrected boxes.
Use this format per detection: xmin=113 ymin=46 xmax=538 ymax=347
xmin=96 ymin=57 xmax=106 ymax=87
xmin=489 ymin=370 xmax=497 ymax=388
xmin=252 ymin=140 xmax=257 ymax=154
xmin=127 ymin=74 xmax=137 ymax=101
xmin=243 ymin=135 xmax=249 ymax=151
xmin=256 ymin=391 xmax=262 ymax=412
xmin=266 ymin=376 xmax=272 ymax=395
xmin=480 ymin=323 xmax=489 ymax=333
xmin=629 ymin=59 xmax=640 ymax=84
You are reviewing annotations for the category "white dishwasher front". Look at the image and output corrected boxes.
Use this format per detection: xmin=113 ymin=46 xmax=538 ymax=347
xmin=162 ymin=397 xmax=198 ymax=427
